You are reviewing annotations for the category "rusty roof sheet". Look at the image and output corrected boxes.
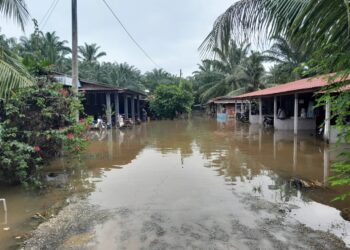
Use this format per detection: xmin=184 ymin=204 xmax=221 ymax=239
xmin=234 ymin=75 xmax=350 ymax=99
xmin=236 ymin=76 xmax=328 ymax=99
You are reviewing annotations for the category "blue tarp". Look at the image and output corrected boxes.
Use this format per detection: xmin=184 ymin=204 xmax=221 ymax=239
xmin=217 ymin=113 xmax=228 ymax=122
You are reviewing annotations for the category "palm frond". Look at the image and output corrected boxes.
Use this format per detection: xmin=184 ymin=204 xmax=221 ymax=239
xmin=0 ymin=47 xmax=34 ymax=98
xmin=0 ymin=0 xmax=29 ymax=31
xmin=199 ymin=0 xmax=309 ymax=56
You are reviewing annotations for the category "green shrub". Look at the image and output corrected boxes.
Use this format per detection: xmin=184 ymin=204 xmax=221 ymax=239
xmin=0 ymin=80 xmax=89 ymax=185
xmin=150 ymin=84 xmax=194 ymax=119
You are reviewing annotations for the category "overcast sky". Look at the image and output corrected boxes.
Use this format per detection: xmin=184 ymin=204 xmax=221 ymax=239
xmin=0 ymin=0 xmax=234 ymax=76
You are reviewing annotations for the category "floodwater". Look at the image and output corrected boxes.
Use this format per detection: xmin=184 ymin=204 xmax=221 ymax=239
xmin=2 ymin=115 xmax=350 ymax=249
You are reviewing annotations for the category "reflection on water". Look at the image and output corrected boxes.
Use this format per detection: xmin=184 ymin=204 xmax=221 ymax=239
xmin=1 ymin=116 xmax=350 ymax=248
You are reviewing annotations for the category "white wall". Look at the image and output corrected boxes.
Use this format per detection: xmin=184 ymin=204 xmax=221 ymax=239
xmin=249 ymin=115 xmax=260 ymax=124
xmin=275 ymin=118 xmax=316 ymax=130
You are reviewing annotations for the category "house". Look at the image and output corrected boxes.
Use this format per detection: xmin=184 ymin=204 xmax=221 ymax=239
xmin=231 ymin=75 xmax=349 ymax=143
xmin=207 ymin=96 xmax=245 ymax=121
xmin=51 ymin=72 xmax=147 ymax=126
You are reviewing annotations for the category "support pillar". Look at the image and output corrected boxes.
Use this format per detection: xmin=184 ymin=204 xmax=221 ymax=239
xmin=323 ymin=148 xmax=329 ymax=186
xmin=259 ymin=98 xmax=263 ymax=125
xmin=324 ymin=100 xmax=331 ymax=143
xmin=248 ymin=101 xmax=251 ymax=116
xmin=114 ymin=92 xmax=119 ymax=126
xmin=137 ymin=95 xmax=140 ymax=120
xmin=106 ymin=93 xmax=112 ymax=126
xmin=273 ymin=96 xmax=277 ymax=128
xmin=294 ymin=93 xmax=298 ymax=135
xmin=131 ymin=95 xmax=135 ymax=121
xmin=124 ymin=94 xmax=128 ymax=119
xmin=293 ymin=136 xmax=297 ymax=172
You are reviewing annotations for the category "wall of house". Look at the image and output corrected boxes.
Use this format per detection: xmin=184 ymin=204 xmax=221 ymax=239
xmin=275 ymin=117 xmax=316 ymax=130
xmin=249 ymin=115 xmax=260 ymax=124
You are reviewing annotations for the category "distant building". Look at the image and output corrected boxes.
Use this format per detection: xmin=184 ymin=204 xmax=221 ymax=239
xmin=50 ymin=72 xmax=147 ymax=126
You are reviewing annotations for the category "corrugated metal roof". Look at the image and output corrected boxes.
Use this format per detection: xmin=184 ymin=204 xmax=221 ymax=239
xmin=207 ymin=96 xmax=244 ymax=104
xmin=234 ymin=75 xmax=350 ymax=99
xmin=53 ymin=75 xmax=82 ymax=88
xmin=236 ymin=76 xmax=328 ymax=99
xmin=51 ymin=72 xmax=146 ymax=96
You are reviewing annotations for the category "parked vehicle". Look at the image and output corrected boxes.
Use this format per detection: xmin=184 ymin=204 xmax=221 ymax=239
xmin=92 ymin=118 xmax=107 ymax=130
xmin=236 ymin=112 xmax=249 ymax=123
xmin=263 ymin=116 xmax=274 ymax=127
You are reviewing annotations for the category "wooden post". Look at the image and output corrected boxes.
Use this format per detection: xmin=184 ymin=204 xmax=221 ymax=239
xmin=324 ymin=100 xmax=331 ymax=143
xmin=294 ymin=93 xmax=298 ymax=135
xmin=273 ymin=96 xmax=277 ymax=128
xmin=114 ymin=92 xmax=119 ymax=126
xmin=124 ymin=94 xmax=128 ymax=119
xmin=131 ymin=95 xmax=135 ymax=121
xmin=106 ymin=93 xmax=112 ymax=126
xmin=259 ymin=98 xmax=262 ymax=125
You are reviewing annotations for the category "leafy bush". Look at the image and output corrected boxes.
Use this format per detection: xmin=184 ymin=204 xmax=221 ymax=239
xmin=150 ymin=83 xmax=194 ymax=119
xmin=0 ymin=80 xmax=89 ymax=185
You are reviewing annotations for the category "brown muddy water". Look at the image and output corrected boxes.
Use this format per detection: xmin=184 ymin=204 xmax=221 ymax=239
xmin=1 ymin=116 xmax=350 ymax=249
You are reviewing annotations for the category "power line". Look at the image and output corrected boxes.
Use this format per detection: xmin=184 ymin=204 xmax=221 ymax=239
xmin=39 ymin=0 xmax=57 ymax=26
xmin=41 ymin=0 xmax=61 ymax=30
xmin=101 ymin=0 xmax=161 ymax=68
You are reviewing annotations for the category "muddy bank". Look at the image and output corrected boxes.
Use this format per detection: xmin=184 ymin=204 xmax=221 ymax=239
xmin=22 ymin=196 xmax=348 ymax=250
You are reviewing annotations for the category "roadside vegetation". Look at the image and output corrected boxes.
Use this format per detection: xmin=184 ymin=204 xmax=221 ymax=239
xmin=0 ymin=2 xmax=89 ymax=185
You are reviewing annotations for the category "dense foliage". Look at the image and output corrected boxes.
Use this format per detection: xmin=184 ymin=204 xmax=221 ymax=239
xmin=193 ymin=40 xmax=267 ymax=103
xmin=150 ymin=82 xmax=194 ymax=119
xmin=0 ymin=81 xmax=89 ymax=185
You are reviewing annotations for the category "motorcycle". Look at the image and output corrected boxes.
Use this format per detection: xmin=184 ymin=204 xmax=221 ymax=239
xmin=263 ymin=116 xmax=274 ymax=127
xmin=236 ymin=112 xmax=249 ymax=123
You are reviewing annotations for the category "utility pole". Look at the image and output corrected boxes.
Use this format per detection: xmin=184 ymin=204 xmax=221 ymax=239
xmin=72 ymin=0 xmax=79 ymax=121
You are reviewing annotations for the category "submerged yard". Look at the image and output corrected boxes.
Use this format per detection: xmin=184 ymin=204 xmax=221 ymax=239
xmin=1 ymin=116 xmax=350 ymax=249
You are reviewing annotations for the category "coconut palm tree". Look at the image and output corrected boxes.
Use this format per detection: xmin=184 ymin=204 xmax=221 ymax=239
xmin=143 ymin=68 xmax=175 ymax=93
xmin=19 ymin=31 xmax=71 ymax=74
xmin=263 ymin=35 xmax=309 ymax=83
xmin=195 ymin=40 xmax=251 ymax=102
xmin=0 ymin=0 xmax=33 ymax=98
xmin=241 ymin=51 xmax=265 ymax=91
xmin=42 ymin=32 xmax=71 ymax=68
xmin=78 ymin=43 xmax=106 ymax=63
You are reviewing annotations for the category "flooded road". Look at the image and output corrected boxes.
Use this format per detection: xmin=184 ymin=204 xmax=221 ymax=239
xmin=2 ymin=116 xmax=350 ymax=249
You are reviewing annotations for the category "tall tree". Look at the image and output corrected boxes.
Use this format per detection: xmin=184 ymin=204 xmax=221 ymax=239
xmin=241 ymin=51 xmax=265 ymax=91
xmin=194 ymin=40 xmax=255 ymax=102
xmin=263 ymin=35 xmax=308 ymax=83
xmin=78 ymin=43 xmax=106 ymax=63
xmin=41 ymin=31 xmax=71 ymax=69
xmin=143 ymin=68 xmax=175 ymax=93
